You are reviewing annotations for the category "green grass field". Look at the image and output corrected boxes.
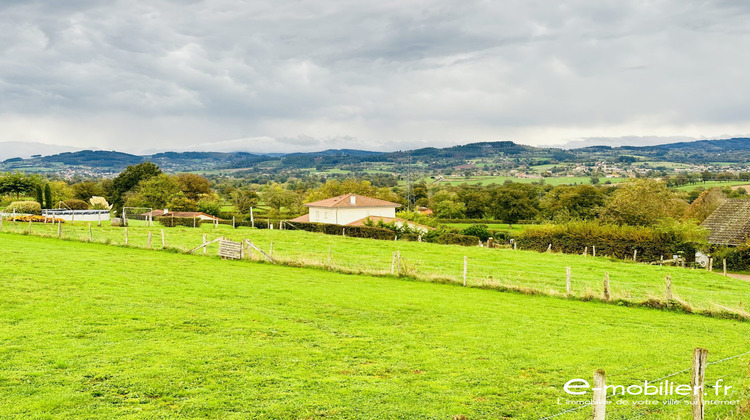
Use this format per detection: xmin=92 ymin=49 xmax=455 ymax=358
xmin=431 ymin=176 xmax=627 ymax=186
xmin=1 ymin=234 xmax=750 ymax=418
xmin=3 ymin=221 xmax=750 ymax=317
xmin=675 ymin=181 xmax=749 ymax=191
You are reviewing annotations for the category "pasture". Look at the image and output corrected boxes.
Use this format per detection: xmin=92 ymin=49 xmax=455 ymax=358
xmin=2 ymin=220 xmax=750 ymax=317
xmin=1 ymin=234 xmax=749 ymax=418
xmin=430 ymin=175 xmax=627 ymax=186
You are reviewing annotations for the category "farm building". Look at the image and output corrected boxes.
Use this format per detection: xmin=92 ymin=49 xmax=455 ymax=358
xmin=288 ymin=193 xmax=431 ymax=232
xmin=700 ymin=199 xmax=750 ymax=245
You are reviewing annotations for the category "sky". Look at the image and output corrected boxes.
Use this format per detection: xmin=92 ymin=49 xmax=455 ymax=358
xmin=1 ymin=0 xmax=749 ymax=156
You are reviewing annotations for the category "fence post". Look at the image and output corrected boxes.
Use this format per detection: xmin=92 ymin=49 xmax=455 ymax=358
xmin=603 ymin=272 xmax=610 ymax=301
xmin=723 ymin=259 xmax=727 ymax=276
xmin=148 ymin=231 xmax=153 ymax=248
xmin=250 ymin=207 xmax=254 ymax=228
xmin=633 ymin=249 xmax=637 ymax=262
xmin=12 ymin=209 xmax=16 ymax=222
xmin=513 ymin=241 xmax=517 ymax=251
xmin=463 ymin=256 xmax=467 ymax=286
xmin=269 ymin=240 xmax=274 ymax=258
xmin=584 ymin=246 xmax=588 ymax=257
xmin=125 ymin=227 xmax=128 ymax=246
xmin=547 ymin=243 xmax=552 ymax=252
xmin=592 ymin=245 xmax=596 ymax=257
xmin=161 ymin=229 xmax=165 ymax=248
xmin=396 ymin=251 xmax=401 ymax=276
xmin=593 ymin=369 xmax=606 ymax=420
xmin=57 ymin=220 xmax=62 ymax=238
xmin=665 ymin=275 xmax=672 ymax=302
xmin=391 ymin=252 xmax=395 ymax=275
xmin=88 ymin=223 xmax=92 ymax=242
xmin=566 ymin=267 xmax=571 ymax=295
xmin=203 ymin=233 xmax=207 ymax=255
xmin=98 ymin=211 xmax=102 ymax=226
xmin=691 ymin=347 xmax=708 ymax=420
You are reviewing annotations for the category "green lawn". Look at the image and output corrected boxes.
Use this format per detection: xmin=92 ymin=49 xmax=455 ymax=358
xmin=1 ymin=234 xmax=750 ymax=418
xmin=3 ymin=221 xmax=750 ymax=317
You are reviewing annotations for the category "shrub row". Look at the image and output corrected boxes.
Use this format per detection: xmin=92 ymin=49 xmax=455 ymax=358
xmin=156 ymin=216 xmax=203 ymax=228
xmin=437 ymin=218 xmax=506 ymax=224
xmin=710 ymin=246 xmax=750 ymax=271
xmin=517 ymin=221 xmax=707 ymax=262
xmin=285 ymin=221 xmax=396 ymax=240
xmin=12 ymin=215 xmax=65 ymax=223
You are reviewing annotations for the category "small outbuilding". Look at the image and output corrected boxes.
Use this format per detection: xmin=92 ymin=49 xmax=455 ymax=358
xmin=700 ymin=199 xmax=750 ymax=246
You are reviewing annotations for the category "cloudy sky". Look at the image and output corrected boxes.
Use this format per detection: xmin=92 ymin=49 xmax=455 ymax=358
xmin=1 ymin=0 xmax=749 ymax=156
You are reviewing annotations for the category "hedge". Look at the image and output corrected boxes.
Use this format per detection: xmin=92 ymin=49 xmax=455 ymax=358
xmin=285 ymin=221 xmax=396 ymax=240
xmin=156 ymin=216 xmax=203 ymax=228
xmin=4 ymin=201 xmax=42 ymax=215
xmin=710 ymin=246 xmax=750 ymax=271
xmin=62 ymin=199 xmax=89 ymax=210
xmin=517 ymin=221 xmax=706 ymax=262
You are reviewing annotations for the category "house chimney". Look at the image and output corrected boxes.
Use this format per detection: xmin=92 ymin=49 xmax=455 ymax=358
xmin=350 ymin=195 xmax=356 ymax=205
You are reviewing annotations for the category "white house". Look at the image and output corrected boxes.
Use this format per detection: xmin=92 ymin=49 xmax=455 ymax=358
xmin=289 ymin=193 xmax=401 ymax=226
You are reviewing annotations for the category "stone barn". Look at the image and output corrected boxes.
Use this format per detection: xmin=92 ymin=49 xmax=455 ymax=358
xmin=700 ymin=199 xmax=750 ymax=246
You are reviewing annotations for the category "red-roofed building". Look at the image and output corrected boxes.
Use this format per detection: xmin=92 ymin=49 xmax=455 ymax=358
xmin=289 ymin=193 xmax=401 ymax=226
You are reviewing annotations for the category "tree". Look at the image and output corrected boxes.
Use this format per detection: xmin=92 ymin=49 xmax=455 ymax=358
xmin=488 ymin=183 xmax=541 ymax=224
xmin=0 ymin=172 xmax=39 ymax=199
xmin=44 ymin=183 xmax=52 ymax=209
xmin=72 ymin=181 xmax=104 ymax=201
xmin=263 ymin=183 xmax=300 ymax=216
xmin=231 ymin=188 xmax=259 ymax=215
xmin=600 ymin=179 xmax=687 ymax=226
xmin=124 ymin=174 xmax=181 ymax=209
xmin=176 ymin=173 xmax=212 ymax=201
xmin=683 ymin=188 xmax=727 ymax=223
xmin=110 ymin=162 xmax=162 ymax=213
xmin=35 ymin=185 xmax=44 ymax=207
xmin=166 ymin=195 xmax=198 ymax=212
xmin=541 ymin=185 xmax=606 ymax=221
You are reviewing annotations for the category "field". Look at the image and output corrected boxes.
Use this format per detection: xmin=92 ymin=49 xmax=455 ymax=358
xmin=431 ymin=176 xmax=627 ymax=186
xmin=3 ymin=221 xmax=750 ymax=318
xmin=675 ymin=181 xmax=749 ymax=191
xmin=1 ymin=234 xmax=750 ymax=418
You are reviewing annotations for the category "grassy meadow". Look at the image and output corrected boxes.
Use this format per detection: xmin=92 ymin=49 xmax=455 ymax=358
xmin=3 ymin=220 xmax=750 ymax=316
xmin=1 ymin=234 xmax=750 ymax=418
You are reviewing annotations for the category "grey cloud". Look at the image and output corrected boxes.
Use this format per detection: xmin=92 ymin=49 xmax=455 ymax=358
xmin=0 ymin=0 xmax=748 ymax=153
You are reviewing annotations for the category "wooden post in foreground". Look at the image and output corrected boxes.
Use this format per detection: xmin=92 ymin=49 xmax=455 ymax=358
xmin=57 ymin=220 xmax=62 ymax=238
xmin=161 ymin=229 xmax=165 ymax=248
xmin=592 ymin=245 xmax=596 ymax=257
xmin=250 ymin=207 xmax=254 ymax=228
xmin=98 ymin=211 xmax=102 ymax=226
xmin=203 ymin=234 xmax=207 ymax=255
xmin=232 ymin=216 xmax=236 ymax=229
xmin=593 ymin=369 xmax=606 ymax=420
xmin=547 ymin=243 xmax=552 ymax=252
xmin=148 ymin=231 xmax=153 ymax=249
xmin=633 ymin=249 xmax=637 ymax=262
xmin=723 ymin=259 xmax=727 ymax=276
xmin=565 ymin=267 xmax=571 ymax=295
xmin=269 ymin=241 xmax=274 ymax=258
xmin=603 ymin=272 xmax=610 ymax=301
xmin=665 ymin=275 xmax=672 ymax=302
xmin=463 ymin=256 xmax=467 ymax=287
xmin=584 ymin=246 xmax=588 ymax=257
xmin=691 ymin=348 xmax=708 ymax=420
xmin=396 ymin=251 xmax=401 ymax=276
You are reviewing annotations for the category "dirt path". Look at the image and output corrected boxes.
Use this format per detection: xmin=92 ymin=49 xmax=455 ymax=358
xmin=727 ymin=273 xmax=750 ymax=282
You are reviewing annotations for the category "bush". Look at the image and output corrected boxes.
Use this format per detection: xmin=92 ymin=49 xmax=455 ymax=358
xmin=5 ymin=201 xmax=42 ymax=215
xmin=460 ymin=224 xmax=492 ymax=241
xmin=436 ymin=218 xmax=506 ymax=224
xmin=285 ymin=221 xmax=396 ymax=240
xmin=62 ymin=199 xmax=89 ymax=210
xmin=156 ymin=216 xmax=203 ymax=228
xmin=517 ymin=220 xmax=707 ymax=262
xmin=710 ymin=246 xmax=750 ymax=271
xmin=434 ymin=233 xmax=481 ymax=246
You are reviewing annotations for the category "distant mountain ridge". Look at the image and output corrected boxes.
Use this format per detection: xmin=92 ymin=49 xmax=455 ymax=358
xmin=1 ymin=137 xmax=749 ymax=173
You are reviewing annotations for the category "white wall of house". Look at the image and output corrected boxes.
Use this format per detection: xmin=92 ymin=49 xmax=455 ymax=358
xmin=308 ymin=206 xmax=397 ymax=225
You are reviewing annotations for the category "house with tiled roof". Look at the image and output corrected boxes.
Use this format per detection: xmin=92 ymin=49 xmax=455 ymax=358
xmin=700 ymin=199 xmax=750 ymax=245
xmin=289 ymin=193 xmax=403 ymax=226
